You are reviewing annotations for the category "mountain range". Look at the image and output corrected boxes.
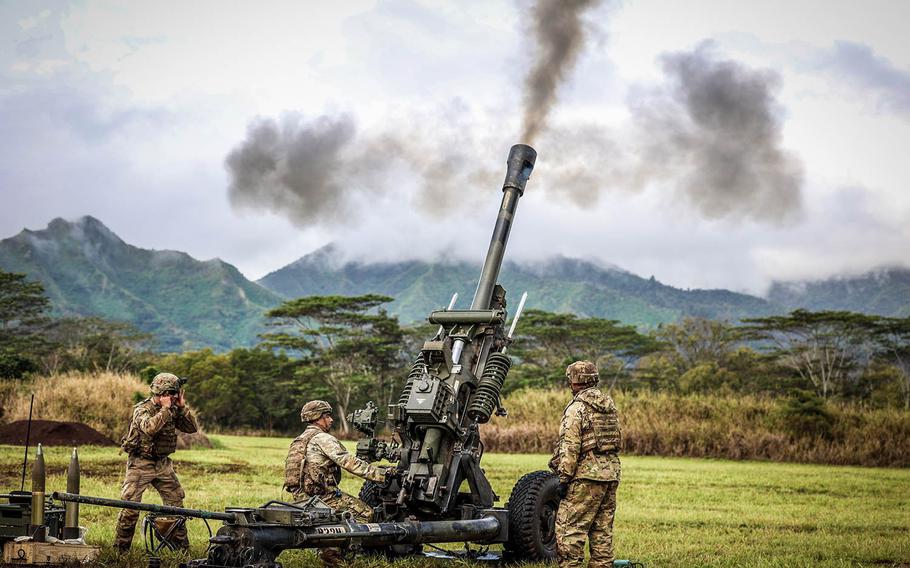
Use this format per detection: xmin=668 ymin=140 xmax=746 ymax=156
xmin=257 ymin=245 xmax=777 ymax=325
xmin=1 ymin=216 xmax=907 ymax=351
xmin=0 ymin=217 xmax=281 ymax=351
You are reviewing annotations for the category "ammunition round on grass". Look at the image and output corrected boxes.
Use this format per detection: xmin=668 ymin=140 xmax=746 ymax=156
xmin=63 ymin=447 xmax=80 ymax=539
xmin=30 ymin=444 xmax=46 ymax=534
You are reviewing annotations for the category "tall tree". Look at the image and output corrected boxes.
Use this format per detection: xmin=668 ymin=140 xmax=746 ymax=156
xmin=741 ymin=310 xmax=878 ymax=399
xmin=154 ymin=347 xmax=308 ymax=432
xmin=0 ymin=271 xmax=51 ymax=378
xmin=871 ymin=317 xmax=910 ymax=409
xmin=645 ymin=317 xmax=750 ymax=393
xmin=653 ymin=317 xmax=741 ymax=373
xmin=160 ymin=349 xmax=259 ymax=428
xmin=261 ymin=294 xmax=406 ymax=434
xmin=40 ymin=317 xmax=153 ymax=375
xmin=510 ymin=309 xmax=661 ymax=392
xmin=228 ymin=348 xmax=301 ymax=433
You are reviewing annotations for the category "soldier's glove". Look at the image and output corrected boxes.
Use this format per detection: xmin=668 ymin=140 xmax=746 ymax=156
xmin=382 ymin=467 xmax=399 ymax=485
xmin=557 ymin=482 xmax=569 ymax=499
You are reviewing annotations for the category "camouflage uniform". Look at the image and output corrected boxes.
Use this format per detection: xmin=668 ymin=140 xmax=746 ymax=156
xmin=550 ymin=362 xmax=622 ymax=568
xmin=285 ymin=401 xmax=386 ymax=565
xmin=284 ymin=425 xmax=384 ymax=516
xmin=115 ymin=373 xmax=198 ymax=552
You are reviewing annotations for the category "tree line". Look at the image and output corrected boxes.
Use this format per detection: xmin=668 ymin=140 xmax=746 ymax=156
xmin=1 ymin=269 xmax=908 ymax=435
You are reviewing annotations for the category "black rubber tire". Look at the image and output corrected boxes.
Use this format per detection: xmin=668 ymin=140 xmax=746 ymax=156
xmin=504 ymin=470 xmax=560 ymax=562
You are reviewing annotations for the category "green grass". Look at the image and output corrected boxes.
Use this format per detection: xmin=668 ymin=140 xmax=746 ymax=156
xmin=2 ymin=436 xmax=908 ymax=567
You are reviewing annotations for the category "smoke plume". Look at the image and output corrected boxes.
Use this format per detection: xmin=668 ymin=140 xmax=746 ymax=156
xmin=520 ymin=0 xmax=603 ymax=143
xmin=225 ymin=114 xmax=361 ymax=226
xmin=225 ymin=106 xmax=502 ymax=228
xmin=627 ymin=44 xmax=804 ymax=223
xmin=226 ymin=38 xmax=803 ymax=230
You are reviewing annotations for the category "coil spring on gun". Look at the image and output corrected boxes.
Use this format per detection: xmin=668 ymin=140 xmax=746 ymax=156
xmin=398 ymin=354 xmax=427 ymax=405
xmin=467 ymin=352 xmax=511 ymax=424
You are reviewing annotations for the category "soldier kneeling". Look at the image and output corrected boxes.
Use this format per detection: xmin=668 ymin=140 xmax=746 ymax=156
xmin=285 ymin=400 xmax=390 ymax=565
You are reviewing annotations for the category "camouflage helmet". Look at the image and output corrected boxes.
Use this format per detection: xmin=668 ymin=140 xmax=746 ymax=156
xmin=565 ymin=361 xmax=599 ymax=386
xmin=301 ymin=400 xmax=332 ymax=423
xmin=150 ymin=373 xmax=182 ymax=395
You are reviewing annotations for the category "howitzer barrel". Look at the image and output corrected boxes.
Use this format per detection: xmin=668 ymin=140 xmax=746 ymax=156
xmin=51 ymin=492 xmax=236 ymax=522
xmin=471 ymin=144 xmax=536 ymax=310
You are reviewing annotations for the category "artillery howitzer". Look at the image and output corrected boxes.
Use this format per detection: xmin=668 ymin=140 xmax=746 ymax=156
xmin=349 ymin=143 xmax=562 ymax=561
xmin=53 ymin=144 xmax=565 ymax=565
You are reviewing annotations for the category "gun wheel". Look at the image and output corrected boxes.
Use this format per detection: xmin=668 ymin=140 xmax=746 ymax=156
xmin=504 ymin=470 xmax=559 ymax=562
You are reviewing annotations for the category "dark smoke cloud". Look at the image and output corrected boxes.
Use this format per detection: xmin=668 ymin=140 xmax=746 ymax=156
xmin=627 ymin=44 xmax=804 ymax=223
xmin=225 ymin=106 xmax=502 ymax=227
xmin=226 ymin=114 xmax=360 ymax=226
xmin=520 ymin=0 xmax=603 ymax=143
xmin=227 ymin=44 xmax=803 ymax=229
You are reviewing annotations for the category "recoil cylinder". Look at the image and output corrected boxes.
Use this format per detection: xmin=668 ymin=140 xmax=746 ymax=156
xmin=467 ymin=352 xmax=511 ymax=423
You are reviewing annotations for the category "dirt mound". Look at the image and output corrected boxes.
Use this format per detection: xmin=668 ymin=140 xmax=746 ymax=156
xmin=178 ymin=431 xmax=213 ymax=449
xmin=0 ymin=420 xmax=116 ymax=447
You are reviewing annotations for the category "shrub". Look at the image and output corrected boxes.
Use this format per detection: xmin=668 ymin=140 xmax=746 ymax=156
xmin=776 ymin=389 xmax=834 ymax=439
xmin=0 ymin=348 xmax=37 ymax=380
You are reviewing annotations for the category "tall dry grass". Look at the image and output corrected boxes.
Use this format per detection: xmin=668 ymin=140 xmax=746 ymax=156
xmin=1 ymin=372 xmax=210 ymax=447
xmin=6 ymin=374 xmax=906 ymax=465
xmin=483 ymin=388 xmax=910 ymax=467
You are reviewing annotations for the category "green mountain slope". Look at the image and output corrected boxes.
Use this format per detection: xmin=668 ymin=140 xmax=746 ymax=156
xmin=4 ymin=217 xmax=905 ymax=352
xmin=768 ymin=268 xmax=910 ymax=317
xmin=0 ymin=217 xmax=281 ymax=351
xmin=258 ymin=245 xmax=777 ymax=326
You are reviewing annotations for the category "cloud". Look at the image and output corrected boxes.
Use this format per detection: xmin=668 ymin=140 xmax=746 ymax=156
xmin=2 ymin=0 xmax=907 ymax=297
xmin=812 ymin=40 xmax=910 ymax=114
xmin=751 ymin=185 xmax=910 ymax=286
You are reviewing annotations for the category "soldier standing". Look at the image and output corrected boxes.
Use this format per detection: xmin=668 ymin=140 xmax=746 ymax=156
xmin=550 ymin=361 xmax=622 ymax=568
xmin=285 ymin=400 xmax=389 ymax=565
xmin=115 ymin=372 xmax=198 ymax=553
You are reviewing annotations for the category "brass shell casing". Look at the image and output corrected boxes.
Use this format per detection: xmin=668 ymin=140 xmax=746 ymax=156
xmin=30 ymin=491 xmax=45 ymax=526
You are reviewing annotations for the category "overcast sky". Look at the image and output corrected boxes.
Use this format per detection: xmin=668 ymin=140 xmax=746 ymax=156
xmin=1 ymin=0 xmax=908 ymax=295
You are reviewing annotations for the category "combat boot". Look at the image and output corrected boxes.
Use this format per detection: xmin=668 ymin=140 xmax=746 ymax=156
xmin=319 ymin=547 xmax=345 ymax=567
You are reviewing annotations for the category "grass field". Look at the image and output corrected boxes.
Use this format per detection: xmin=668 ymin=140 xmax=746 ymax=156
xmin=2 ymin=436 xmax=908 ymax=568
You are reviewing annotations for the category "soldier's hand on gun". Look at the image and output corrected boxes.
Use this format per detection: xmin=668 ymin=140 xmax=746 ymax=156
xmin=382 ymin=467 xmax=400 ymax=485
